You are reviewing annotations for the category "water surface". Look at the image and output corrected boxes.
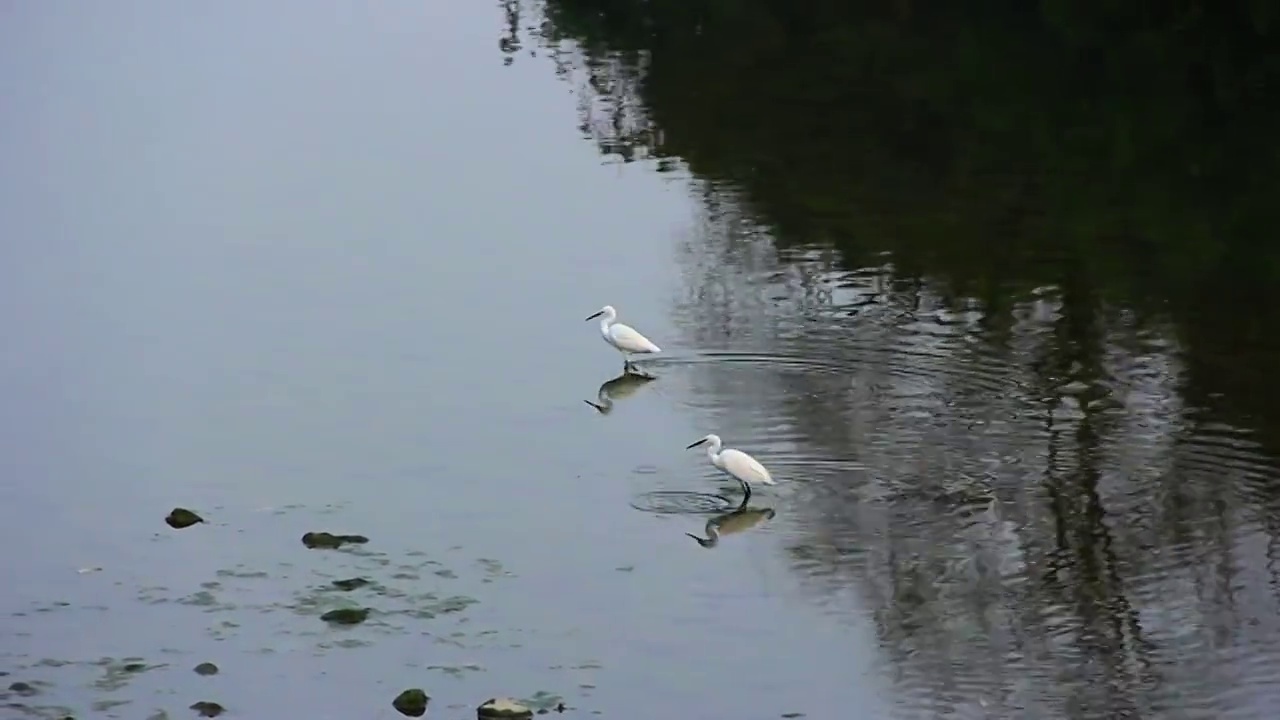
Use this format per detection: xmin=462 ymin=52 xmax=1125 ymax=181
xmin=4 ymin=2 xmax=1280 ymax=719
xmin=0 ymin=3 xmax=879 ymax=718
xmin=524 ymin=2 xmax=1280 ymax=717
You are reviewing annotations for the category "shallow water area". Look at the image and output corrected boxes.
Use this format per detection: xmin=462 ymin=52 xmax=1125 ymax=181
xmin=5 ymin=1 xmax=1280 ymax=719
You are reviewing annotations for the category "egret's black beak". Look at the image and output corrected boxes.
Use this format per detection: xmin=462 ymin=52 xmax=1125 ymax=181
xmin=585 ymin=311 xmax=604 ymax=321
xmin=685 ymin=438 xmax=707 ymax=449
xmin=685 ymin=533 xmax=713 ymax=548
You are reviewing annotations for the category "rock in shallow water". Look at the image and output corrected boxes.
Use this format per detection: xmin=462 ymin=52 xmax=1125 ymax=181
xmin=190 ymin=700 xmax=225 ymax=717
xmin=301 ymin=531 xmax=369 ymax=549
xmin=320 ymin=607 xmax=370 ymax=625
xmin=193 ymin=662 xmax=219 ymax=676
xmin=393 ymin=688 xmax=430 ymax=717
xmin=165 ymin=508 xmax=204 ymax=529
xmin=331 ymin=577 xmax=370 ymax=591
xmin=477 ymin=697 xmax=533 ymax=719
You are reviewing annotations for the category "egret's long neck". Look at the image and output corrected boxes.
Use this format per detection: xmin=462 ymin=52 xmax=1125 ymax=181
xmin=685 ymin=531 xmax=717 ymax=548
xmin=705 ymin=440 xmax=722 ymax=463
xmin=688 ymin=521 xmax=720 ymax=548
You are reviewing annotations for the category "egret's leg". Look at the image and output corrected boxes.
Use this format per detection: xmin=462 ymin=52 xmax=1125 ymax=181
xmin=622 ymin=352 xmax=634 ymax=373
xmin=737 ymin=478 xmax=752 ymax=508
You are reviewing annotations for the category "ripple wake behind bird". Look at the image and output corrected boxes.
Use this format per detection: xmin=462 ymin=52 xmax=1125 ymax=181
xmin=646 ymin=351 xmax=853 ymax=377
xmin=1179 ymin=429 xmax=1280 ymax=479
xmin=629 ymin=490 xmax=739 ymax=515
xmin=651 ymin=344 xmax=1022 ymax=403
xmin=880 ymin=342 xmax=1022 ymax=398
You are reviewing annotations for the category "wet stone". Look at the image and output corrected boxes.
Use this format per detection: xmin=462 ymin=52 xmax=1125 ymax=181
xmin=393 ymin=688 xmax=430 ymax=717
xmin=332 ymin=577 xmax=370 ymax=591
xmin=193 ymin=662 xmax=219 ymax=676
xmin=165 ymin=508 xmax=204 ymax=529
xmin=190 ymin=700 xmax=225 ymax=717
xmin=8 ymin=681 xmax=37 ymax=696
xmin=301 ymin=532 xmax=370 ymax=549
xmin=524 ymin=691 xmax=564 ymax=714
xmin=320 ymin=607 xmax=370 ymax=625
xmin=478 ymin=697 xmax=533 ymax=720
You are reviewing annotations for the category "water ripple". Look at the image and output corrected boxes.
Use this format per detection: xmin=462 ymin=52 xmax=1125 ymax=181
xmin=671 ymin=240 xmax=1280 ymax=718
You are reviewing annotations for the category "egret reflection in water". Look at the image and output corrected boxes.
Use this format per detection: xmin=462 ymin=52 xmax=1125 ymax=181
xmin=583 ymin=369 xmax=658 ymax=414
xmin=686 ymin=504 xmax=777 ymax=548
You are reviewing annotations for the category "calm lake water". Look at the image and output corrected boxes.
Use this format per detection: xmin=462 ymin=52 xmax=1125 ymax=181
xmin=3 ymin=3 xmax=1280 ymax=719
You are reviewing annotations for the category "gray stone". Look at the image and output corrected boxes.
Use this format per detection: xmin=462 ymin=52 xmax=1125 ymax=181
xmin=393 ymin=688 xmax=430 ymax=717
xmin=477 ymin=697 xmax=533 ymax=719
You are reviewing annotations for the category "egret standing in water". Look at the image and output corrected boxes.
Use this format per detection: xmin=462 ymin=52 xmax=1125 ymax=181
xmin=585 ymin=305 xmax=661 ymax=374
xmin=686 ymin=434 xmax=776 ymax=502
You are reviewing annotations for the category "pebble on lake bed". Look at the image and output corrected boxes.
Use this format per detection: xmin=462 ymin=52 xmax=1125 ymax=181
xmin=7 ymin=681 xmax=37 ymax=696
xmin=190 ymin=700 xmax=225 ymax=717
xmin=331 ymin=577 xmax=371 ymax=591
xmin=393 ymin=688 xmax=431 ymax=717
xmin=477 ymin=697 xmax=533 ymax=719
xmin=193 ymin=662 xmax=219 ymax=676
xmin=301 ymin=531 xmax=370 ymax=549
xmin=165 ymin=508 xmax=204 ymax=529
xmin=320 ymin=607 xmax=370 ymax=625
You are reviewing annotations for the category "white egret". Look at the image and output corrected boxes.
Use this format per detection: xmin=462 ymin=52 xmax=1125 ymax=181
xmin=686 ymin=434 xmax=776 ymax=502
xmin=585 ymin=305 xmax=661 ymax=373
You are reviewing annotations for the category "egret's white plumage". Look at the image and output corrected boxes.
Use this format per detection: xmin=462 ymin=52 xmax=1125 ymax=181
xmin=585 ymin=305 xmax=661 ymax=372
xmin=686 ymin=434 xmax=775 ymax=501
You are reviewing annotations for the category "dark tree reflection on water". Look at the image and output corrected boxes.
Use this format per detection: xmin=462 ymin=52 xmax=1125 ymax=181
xmin=664 ymin=221 xmax=1280 ymax=716
xmin=506 ymin=1 xmax=1280 ymax=716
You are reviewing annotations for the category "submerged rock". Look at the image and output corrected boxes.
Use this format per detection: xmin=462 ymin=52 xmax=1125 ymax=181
xmin=478 ymin=697 xmax=533 ymax=719
xmin=190 ymin=700 xmax=225 ymax=717
xmin=331 ymin=577 xmax=370 ymax=591
xmin=7 ymin=681 xmax=37 ymax=696
xmin=193 ymin=662 xmax=219 ymax=676
xmin=320 ymin=607 xmax=370 ymax=625
xmin=392 ymin=688 xmax=430 ymax=717
xmin=165 ymin=508 xmax=204 ymax=529
xmin=301 ymin=532 xmax=369 ymax=549
xmin=522 ymin=691 xmax=565 ymax=714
